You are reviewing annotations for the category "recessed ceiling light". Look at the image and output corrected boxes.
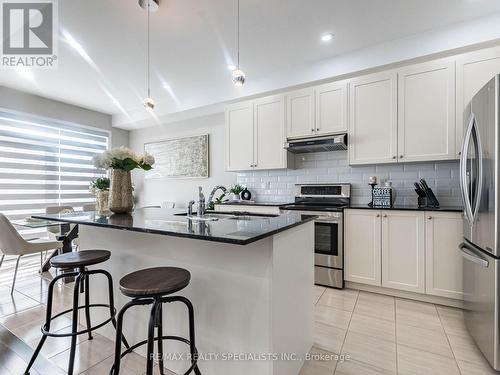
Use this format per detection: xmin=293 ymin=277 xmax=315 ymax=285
xmin=321 ymin=33 xmax=334 ymax=42
xmin=227 ymin=65 xmax=237 ymax=71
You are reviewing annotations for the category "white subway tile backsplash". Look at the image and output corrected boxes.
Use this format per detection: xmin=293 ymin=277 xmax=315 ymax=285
xmin=237 ymin=152 xmax=462 ymax=206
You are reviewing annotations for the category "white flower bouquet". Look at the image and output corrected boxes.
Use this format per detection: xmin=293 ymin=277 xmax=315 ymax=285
xmin=93 ymin=146 xmax=155 ymax=171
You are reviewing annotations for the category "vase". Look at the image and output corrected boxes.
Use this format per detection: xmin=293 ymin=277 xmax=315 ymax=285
xmin=95 ymin=190 xmax=109 ymax=214
xmin=108 ymin=169 xmax=134 ymax=213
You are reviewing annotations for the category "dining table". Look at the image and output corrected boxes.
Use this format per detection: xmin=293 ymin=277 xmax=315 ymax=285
xmin=12 ymin=218 xmax=79 ymax=274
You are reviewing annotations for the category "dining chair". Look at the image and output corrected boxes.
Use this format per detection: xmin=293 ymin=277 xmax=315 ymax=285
xmin=0 ymin=214 xmax=62 ymax=294
xmin=45 ymin=206 xmax=78 ymax=251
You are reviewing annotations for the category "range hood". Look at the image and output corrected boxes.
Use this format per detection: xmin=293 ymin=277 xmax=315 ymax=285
xmin=285 ymin=134 xmax=347 ymax=154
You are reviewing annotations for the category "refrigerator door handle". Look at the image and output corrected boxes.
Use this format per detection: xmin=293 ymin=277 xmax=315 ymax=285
xmin=471 ymin=116 xmax=483 ymax=223
xmin=459 ymin=242 xmax=489 ymax=268
xmin=460 ymin=113 xmax=475 ymax=225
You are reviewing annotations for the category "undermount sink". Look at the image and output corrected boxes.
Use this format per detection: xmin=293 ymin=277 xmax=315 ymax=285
xmin=174 ymin=212 xmax=234 ymax=221
xmin=174 ymin=211 xmax=279 ymax=220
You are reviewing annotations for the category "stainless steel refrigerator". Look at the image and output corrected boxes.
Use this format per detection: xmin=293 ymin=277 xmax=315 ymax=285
xmin=460 ymin=75 xmax=500 ymax=370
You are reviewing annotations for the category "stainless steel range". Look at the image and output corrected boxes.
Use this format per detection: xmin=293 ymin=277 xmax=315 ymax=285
xmin=281 ymin=183 xmax=350 ymax=288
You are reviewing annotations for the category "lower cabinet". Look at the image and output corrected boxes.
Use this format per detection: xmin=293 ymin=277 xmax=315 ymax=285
xmin=345 ymin=209 xmax=464 ymax=299
xmin=381 ymin=211 xmax=425 ymax=293
xmin=425 ymin=212 xmax=464 ymax=299
xmin=344 ymin=209 xmax=382 ymax=286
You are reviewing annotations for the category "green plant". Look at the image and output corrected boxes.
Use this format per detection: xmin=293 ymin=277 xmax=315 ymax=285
xmin=91 ymin=177 xmax=110 ymax=190
xmin=230 ymin=184 xmax=245 ymax=195
xmin=207 ymin=192 xmax=228 ymax=210
xmin=90 ymin=177 xmax=110 ymax=193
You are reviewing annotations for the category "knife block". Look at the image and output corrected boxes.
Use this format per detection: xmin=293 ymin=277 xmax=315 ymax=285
xmin=417 ymin=196 xmax=427 ymax=208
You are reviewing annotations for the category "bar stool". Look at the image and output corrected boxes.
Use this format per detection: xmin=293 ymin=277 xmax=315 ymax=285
xmin=111 ymin=267 xmax=201 ymax=375
xmin=24 ymin=250 xmax=128 ymax=375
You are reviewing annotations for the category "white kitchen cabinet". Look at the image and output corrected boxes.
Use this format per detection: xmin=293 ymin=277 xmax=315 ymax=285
xmin=381 ymin=211 xmax=425 ymax=293
xmin=398 ymin=58 xmax=456 ymax=162
xmin=226 ymin=95 xmax=288 ymax=171
xmin=226 ymin=101 xmax=254 ymax=171
xmin=425 ymin=212 xmax=464 ymax=299
xmin=349 ymin=71 xmax=398 ymax=165
xmin=286 ymin=88 xmax=315 ymax=139
xmin=315 ymin=81 xmax=348 ymax=135
xmin=345 ymin=209 xmax=382 ymax=286
xmin=456 ymin=46 xmax=500 ymax=157
xmin=254 ymin=95 xmax=286 ymax=170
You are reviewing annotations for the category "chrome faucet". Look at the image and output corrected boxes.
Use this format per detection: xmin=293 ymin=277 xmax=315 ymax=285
xmin=187 ymin=200 xmax=196 ymax=217
xmin=207 ymin=185 xmax=227 ymax=210
xmin=197 ymin=186 xmax=206 ymax=216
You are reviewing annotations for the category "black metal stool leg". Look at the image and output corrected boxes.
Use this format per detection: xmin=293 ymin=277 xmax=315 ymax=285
xmin=184 ymin=298 xmax=202 ymax=375
xmin=24 ymin=272 xmax=74 ymax=375
xmin=84 ymin=273 xmax=93 ymax=340
xmin=92 ymin=269 xmax=130 ymax=349
xmin=110 ymin=298 xmax=153 ymax=375
xmin=156 ymin=303 xmax=165 ymax=375
xmin=163 ymin=296 xmax=201 ymax=375
xmin=177 ymin=297 xmax=201 ymax=375
xmin=146 ymin=300 xmax=160 ymax=375
xmin=67 ymin=273 xmax=83 ymax=375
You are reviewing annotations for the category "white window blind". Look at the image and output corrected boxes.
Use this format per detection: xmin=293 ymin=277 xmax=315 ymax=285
xmin=0 ymin=111 xmax=109 ymax=233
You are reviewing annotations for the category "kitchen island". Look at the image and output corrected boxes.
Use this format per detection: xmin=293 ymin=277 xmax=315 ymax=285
xmin=35 ymin=208 xmax=315 ymax=375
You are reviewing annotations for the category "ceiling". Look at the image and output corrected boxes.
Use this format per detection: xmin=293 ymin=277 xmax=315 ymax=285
xmin=2 ymin=0 xmax=500 ymax=129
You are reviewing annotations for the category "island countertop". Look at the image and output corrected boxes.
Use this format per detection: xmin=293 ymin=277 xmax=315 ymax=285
xmin=33 ymin=208 xmax=315 ymax=245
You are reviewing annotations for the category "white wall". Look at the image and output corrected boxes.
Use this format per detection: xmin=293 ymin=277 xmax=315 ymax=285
xmin=0 ymin=86 xmax=129 ymax=147
xmin=129 ymin=113 xmax=236 ymax=208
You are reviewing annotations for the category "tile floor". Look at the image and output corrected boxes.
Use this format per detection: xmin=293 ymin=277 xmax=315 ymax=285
xmin=300 ymin=285 xmax=499 ymax=375
xmin=0 ymin=255 xmax=497 ymax=374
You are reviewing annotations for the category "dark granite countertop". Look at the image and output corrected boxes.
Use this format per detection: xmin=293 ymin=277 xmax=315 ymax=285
xmin=347 ymin=205 xmax=463 ymax=212
xmin=33 ymin=208 xmax=315 ymax=245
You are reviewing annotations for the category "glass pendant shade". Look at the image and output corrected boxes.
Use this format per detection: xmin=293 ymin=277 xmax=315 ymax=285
xmin=232 ymin=69 xmax=246 ymax=87
xmin=143 ymin=97 xmax=155 ymax=109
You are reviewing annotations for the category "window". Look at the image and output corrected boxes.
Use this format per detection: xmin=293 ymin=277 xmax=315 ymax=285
xmin=0 ymin=110 xmax=109 ymax=236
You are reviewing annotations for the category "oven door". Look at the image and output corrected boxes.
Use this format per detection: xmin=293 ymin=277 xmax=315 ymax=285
xmin=313 ymin=216 xmax=342 ymax=269
xmin=283 ymin=211 xmax=343 ymax=267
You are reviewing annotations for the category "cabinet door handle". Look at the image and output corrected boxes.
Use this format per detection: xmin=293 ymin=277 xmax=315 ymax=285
xmin=392 ymin=156 xmax=396 ymax=159
xmin=383 ymin=214 xmax=388 ymax=218
xmin=399 ymin=155 xmax=404 ymax=159
xmin=316 ymin=128 xmax=319 ymax=131
xmin=428 ymin=216 xmax=432 ymax=220
xmin=311 ymin=129 xmax=315 ymax=132
xmin=376 ymin=214 xmax=380 ymax=217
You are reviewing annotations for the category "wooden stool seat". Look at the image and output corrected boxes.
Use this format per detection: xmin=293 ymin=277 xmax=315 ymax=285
xmin=119 ymin=267 xmax=191 ymax=297
xmin=50 ymin=250 xmax=111 ymax=268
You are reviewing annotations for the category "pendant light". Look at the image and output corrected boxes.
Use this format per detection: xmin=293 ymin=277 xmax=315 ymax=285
xmin=232 ymin=0 xmax=246 ymax=87
xmin=140 ymin=0 xmax=158 ymax=110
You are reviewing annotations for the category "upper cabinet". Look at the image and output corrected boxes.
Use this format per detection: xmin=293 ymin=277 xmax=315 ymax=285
xmin=226 ymin=95 xmax=288 ymax=172
xmin=456 ymin=46 xmax=500 ymax=157
xmin=286 ymin=82 xmax=348 ymax=139
xmin=398 ymin=58 xmax=456 ymax=162
xmin=286 ymin=88 xmax=315 ymax=139
xmin=315 ymin=81 xmax=348 ymax=136
xmin=349 ymin=60 xmax=457 ymax=165
xmin=254 ymin=95 xmax=286 ymax=170
xmin=226 ymin=101 xmax=254 ymax=171
xmin=226 ymin=45 xmax=500 ymax=171
xmin=349 ymin=71 xmax=398 ymax=165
